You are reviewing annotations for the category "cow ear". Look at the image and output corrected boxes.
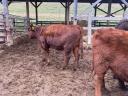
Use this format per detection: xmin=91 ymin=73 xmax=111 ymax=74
xmin=32 ymin=26 xmax=35 ymax=31
xmin=29 ymin=23 xmax=35 ymax=31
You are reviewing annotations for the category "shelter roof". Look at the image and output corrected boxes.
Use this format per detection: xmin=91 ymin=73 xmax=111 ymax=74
xmin=7 ymin=0 xmax=128 ymax=3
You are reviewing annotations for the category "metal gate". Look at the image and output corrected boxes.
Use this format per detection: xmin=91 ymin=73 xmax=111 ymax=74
xmin=0 ymin=14 xmax=6 ymax=43
xmin=0 ymin=14 xmax=28 ymax=44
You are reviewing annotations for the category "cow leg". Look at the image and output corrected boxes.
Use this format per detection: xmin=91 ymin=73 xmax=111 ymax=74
xmin=73 ymin=46 xmax=80 ymax=71
xmin=94 ymin=74 xmax=103 ymax=96
xmin=42 ymin=49 xmax=50 ymax=65
xmin=94 ymin=59 xmax=110 ymax=96
xmin=94 ymin=73 xmax=110 ymax=96
xmin=63 ymin=49 xmax=71 ymax=70
xmin=37 ymin=41 xmax=41 ymax=51
xmin=45 ymin=49 xmax=50 ymax=65
xmin=80 ymin=42 xmax=83 ymax=59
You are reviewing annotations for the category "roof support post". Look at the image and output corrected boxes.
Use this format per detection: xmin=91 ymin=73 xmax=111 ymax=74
xmin=65 ymin=0 xmax=70 ymax=25
xmin=60 ymin=1 xmax=72 ymax=25
xmin=87 ymin=0 xmax=102 ymax=45
xmin=35 ymin=1 xmax=38 ymax=25
xmin=94 ymin=4 xmax=97 ymax=26
xmin=26 ymin=0 xmax=30 ymax=29
xmin=87 ymin=12 xmax=92 ymax=45
xmin=106 ymin=0 xmax=112 ymax=26
xmin=2 ymin=0 xmax=13 ymax=46
xmin=73 ymin=0 xmax=78 ymax=25
xmin=107 ymin=0 xmax=112 ymax=16
xmin=30 ymin=2 xmax=42 ymax=25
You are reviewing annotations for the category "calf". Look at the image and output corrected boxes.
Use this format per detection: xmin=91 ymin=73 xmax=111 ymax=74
xmin=28 ymin=24 xmax=83 ymax=70
xmin=93 ymin=28 xmax=128 ymax=96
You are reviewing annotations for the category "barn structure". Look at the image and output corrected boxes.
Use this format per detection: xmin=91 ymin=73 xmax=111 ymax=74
xmin=0 ymin=0 xmax=128 ymax=45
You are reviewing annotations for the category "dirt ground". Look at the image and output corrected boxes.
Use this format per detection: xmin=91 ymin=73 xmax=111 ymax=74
xmin=0 ymin=38 xmax=127 ymax=96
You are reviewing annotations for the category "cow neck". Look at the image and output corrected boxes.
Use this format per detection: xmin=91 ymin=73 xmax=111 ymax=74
xmin=36 ymin=31 xmax=40 ymax=40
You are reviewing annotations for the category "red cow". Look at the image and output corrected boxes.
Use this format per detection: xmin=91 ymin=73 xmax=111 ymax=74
xmin=114 ymin=19 xmax=128 ymax=90
xmin=28 ymin=24 xmax=83 ymax=70
xmin=93 ymin=28 xmax=128 ymax=96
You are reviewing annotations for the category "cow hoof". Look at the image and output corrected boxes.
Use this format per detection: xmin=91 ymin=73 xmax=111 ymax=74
xmin=62 ymin=66 xmax=68 ymax=70
xmin=62 ymin=67 xmax=67 ymax=70
xmin=72 ymin=68 xmax=77 ymax=71
xmin=72 ymin=67 xmax=77 ymax=71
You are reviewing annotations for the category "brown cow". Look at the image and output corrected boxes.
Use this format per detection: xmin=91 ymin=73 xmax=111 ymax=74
xmin=115 ymin=19 xmax=128 ymax=90
xmin=28 ymin=24 xmax=83 ymax=70
xmin=93 ymin=28 xmax=128 ymax=96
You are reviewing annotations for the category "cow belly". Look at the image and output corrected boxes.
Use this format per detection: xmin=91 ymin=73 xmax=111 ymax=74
xmin=49 ymin=42 xmax=64 ymax=50
xmin=111 ymin=63 xmax=128 ymax=82
xmin=46 ymin=37 xmax=65 ymax=50
xmin=51 ymin=45 xmax=64 ymax=50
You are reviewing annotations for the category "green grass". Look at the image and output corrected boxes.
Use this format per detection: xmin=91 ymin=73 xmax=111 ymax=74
xmin=0 ymin=2 xmax=125 ymax=21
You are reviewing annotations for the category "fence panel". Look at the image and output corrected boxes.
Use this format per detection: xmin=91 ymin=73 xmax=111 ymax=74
xmin=0 ymin=14 xmax=6 ymax=43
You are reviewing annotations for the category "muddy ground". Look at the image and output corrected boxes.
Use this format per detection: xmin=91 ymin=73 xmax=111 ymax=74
xmin=0 ymin=39 xmax=127 ymax=96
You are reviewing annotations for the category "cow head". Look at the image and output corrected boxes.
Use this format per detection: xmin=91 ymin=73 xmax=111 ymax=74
xmin=28 ymin=23 xmax=37 ymax=39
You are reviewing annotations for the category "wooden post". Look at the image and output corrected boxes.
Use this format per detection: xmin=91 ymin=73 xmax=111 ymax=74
xmin=35 ymin=1 xmax=38 ymax=25
xmin=65 ymin=1 xmax=70 ymax=24
xmin=2 ymin=0 xmax=13 ymax=46
xmin=26 ymin=0 xmax=30 ymax=29
xmin=30 ymin=2 xmax=42 ymax=25
xmin=94 ymin=5 xmax=97 ymax=26
xmin=73 ymin=0 xmax=78 ymax=25
xmin=108 ymin=0 xmax=112 ymax=16
xmin=107 ymin=0 xmax=112 ymax=26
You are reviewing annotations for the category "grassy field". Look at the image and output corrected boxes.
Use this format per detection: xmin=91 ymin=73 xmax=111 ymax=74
xmin=0 ymin=2 xmax=125 ymax=21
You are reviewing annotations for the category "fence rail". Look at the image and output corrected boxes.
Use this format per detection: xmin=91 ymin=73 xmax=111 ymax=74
xmin=37 ymin=21 xmax=65 ymax=25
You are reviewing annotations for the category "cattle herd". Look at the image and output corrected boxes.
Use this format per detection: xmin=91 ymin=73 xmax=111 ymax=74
xmin=28 ymin=20 xmax=128 ymax=96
